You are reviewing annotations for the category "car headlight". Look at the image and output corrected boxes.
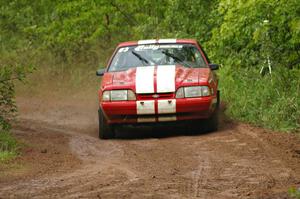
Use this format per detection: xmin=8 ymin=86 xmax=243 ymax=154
xmin=175 ymin=86 xmax=210 ymax=98
xmin=102 ymin=91 xmax=111 ymax=101
xmin=102 ymin=90 xmax=136 ymax=101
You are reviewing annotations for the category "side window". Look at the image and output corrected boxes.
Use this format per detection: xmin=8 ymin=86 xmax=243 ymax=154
xmin=192 ymin=47 xmax=206 ymax=67
xmin=197 ymin=43 xmax=211 ymax=64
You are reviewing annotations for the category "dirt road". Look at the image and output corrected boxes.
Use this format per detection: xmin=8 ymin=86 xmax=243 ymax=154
xmin=0 ymin=96 xmax=299 ymax=199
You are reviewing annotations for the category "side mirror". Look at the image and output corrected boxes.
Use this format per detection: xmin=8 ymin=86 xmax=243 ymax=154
xmin=209 ymin=63 xmax=219 ymax=70
xmin=96 ymin=69 xmax=105 ymax=76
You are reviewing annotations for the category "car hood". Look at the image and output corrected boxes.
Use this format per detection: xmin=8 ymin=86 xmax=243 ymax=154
xmin=101 ymin=65 xmax=210 ymax=93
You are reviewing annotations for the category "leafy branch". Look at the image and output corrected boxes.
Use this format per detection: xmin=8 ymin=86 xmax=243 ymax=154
xmin=0 ymin=65 xmax=35 ymax=131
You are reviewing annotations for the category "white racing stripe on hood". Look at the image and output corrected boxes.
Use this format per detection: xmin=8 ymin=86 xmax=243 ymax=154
xmin=138 ymin=40 xmax=156 ymax=45
xmin=156 ymin=65 xmax=176 ymax=93
xmin=158 ymin=39 xmax=176 ymax=44
xmin=135 ymin=66 xmax=155 ymax=94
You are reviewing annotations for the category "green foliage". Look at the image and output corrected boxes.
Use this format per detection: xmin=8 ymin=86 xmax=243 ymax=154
xmin=162 ymin=0 xmax=218 ymax=42
xmin=289 ymin=187 xmax=300 ymax=199
xmin=1 ymin=0 xmax=36 ymax=130
xmin=208 ymin=0 xmax=300 ymax=131
xmin=0 ymin=65 xmax=33 ymax=130
xmin=0 ymin=130 xmax=18 ymax=162
xmin=209 ymin=0 xmax=300 ymax=69
xmin=0 ymin=64 xmax=34 ymax=130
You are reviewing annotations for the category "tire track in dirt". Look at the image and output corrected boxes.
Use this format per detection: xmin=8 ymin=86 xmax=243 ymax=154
xmin=1 ymin=123 xmax=140 ymax=198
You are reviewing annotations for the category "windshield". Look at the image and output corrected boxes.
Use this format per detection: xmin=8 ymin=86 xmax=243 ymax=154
xmin=108 ymin=44 xmax=207 ymax=72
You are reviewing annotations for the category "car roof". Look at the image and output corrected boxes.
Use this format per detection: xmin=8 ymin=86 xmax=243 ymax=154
xmin=117 ymin=39 xmax=198 ymax=48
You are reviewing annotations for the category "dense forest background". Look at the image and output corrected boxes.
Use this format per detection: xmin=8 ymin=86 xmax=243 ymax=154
xmin=1 ymin=0 xmax=299 ymax=134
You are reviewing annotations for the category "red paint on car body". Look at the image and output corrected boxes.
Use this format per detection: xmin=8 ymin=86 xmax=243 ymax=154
xmin=98 ymin=39 xmax=218 ymax=124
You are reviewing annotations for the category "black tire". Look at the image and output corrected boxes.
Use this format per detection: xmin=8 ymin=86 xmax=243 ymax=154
xmin=187 ymin=91 xmax=220 ymax=135
xmin=205 ymin=108 xmax=219 ymax=132
xmin=98 ymin=108 xmax=115 ymax=139
xmin=205 ymin=91 xmax=220 ymax=132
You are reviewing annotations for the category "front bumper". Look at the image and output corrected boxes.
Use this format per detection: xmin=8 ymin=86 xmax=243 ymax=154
xmin=101 ymin=96 xmax=217 ymax=124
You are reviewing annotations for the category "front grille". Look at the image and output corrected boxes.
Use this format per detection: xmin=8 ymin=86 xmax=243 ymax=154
xmin=137 ymin=93 xmax=175 ymax=100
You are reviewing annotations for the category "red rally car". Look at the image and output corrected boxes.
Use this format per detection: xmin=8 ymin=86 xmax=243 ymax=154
xmin=96 ymin=39 xmax=220 ymax=139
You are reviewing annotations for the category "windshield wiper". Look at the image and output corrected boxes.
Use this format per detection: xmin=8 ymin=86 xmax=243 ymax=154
xmin=132 ymin=51 xmax=149 ymax=64
xmin=162 ymin=50 xmax=192 ymax=68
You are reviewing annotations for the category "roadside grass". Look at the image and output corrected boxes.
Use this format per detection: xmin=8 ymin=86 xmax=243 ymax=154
xmin=289 ymin=187 xmax=300 ymax=199
xmin=219 ymin=66 xmax=300 ymax=132
xmin=15 ymin=50 xmax=106 ymax=100
xmin=0 ymin=130 xmax=19 ymax=162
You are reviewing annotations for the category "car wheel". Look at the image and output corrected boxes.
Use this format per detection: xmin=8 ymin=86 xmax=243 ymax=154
xmin=205 ymin=108 xmax=219 ymax=132
xmin=205 ymin=91 xmax=220 ymax=132
xmin=98 ymin=108 xmax=115 ymax=139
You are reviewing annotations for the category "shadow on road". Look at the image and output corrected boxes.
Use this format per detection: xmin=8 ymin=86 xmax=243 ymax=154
xmin=113 ymin=112 xmax=236 ymax=140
